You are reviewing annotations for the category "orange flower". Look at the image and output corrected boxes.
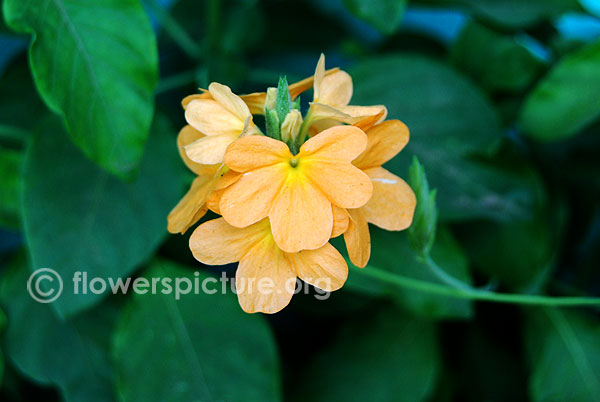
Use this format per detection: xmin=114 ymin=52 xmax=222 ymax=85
xmin=183 ymin=83 xmax=261 ymax=164
xmin=343 ymin=120 xmax=417 ymax=267
xmin=219 ymin=125 xmax=373 ymax=253
xmin=167 ymin=125 xmax=239 ymax=234
xmin=189 ymin=218 xmax=348 ymax=313
xmin=302 ymin=54 xmax=388 ymax=137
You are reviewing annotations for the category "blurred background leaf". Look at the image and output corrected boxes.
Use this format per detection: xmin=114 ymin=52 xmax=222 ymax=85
xmin=114 ymin=260 xmax=282 ymax=402
xmin=0 ymin=253 xmax=118 ymax=402
xmin=20 ymin=116 xmax=185 ymax=317
xmin=290 ymin=308 xmax=440 ymax=402
xmin=3 ymin=0 xmax=158 ymax=178
xmin=520 ymin=40 xmax=600 ymax=141
xmin=525 ymin=308 xmax=600 ymax=402
xmin=342 ymin=0 xmax=407 ymax=34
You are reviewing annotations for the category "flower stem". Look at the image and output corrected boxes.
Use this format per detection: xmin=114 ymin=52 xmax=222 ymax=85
xmin=355 ymin=265 xmax=600 ymax=308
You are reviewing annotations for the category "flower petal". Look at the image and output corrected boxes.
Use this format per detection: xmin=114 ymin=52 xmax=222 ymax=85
xmin=181 ymin=90 xmax=210 ymax=109
xmin=167 ymin=175 xmax=219 ymax=234
xmin=220 ymin=164 xmax=287 ymax=228
xmin=300 ymin=125 xmax=368 ymax=162
xmin=353 ymin=120 xmax=409 ymax=170
xmin=353 ymin=109 xmax=388 ymax=132
xmin=224 ymin=135 xmax=292 ymax=172
xmin=208 ymin=82 xmax=251 ymax=121
xmin=316 ymin=70 xmax=353 ymax=107
xmin=362 ymin=167 xmax=416 ymax=231
xmin=269 ymin=177 xmax=333 ymax=253
xmin=236 ymin=238 xmax=296 ymax=314
xmin=305 ymin=160 xmax=373 ymax=209
xmin=338 ymin=105 xmax=387 ymax=121
xmin=344 ymin=208 xmax=371 ymax=268
xmin=289 ymin=243 xmax=348 ymax=291
xmin=331 ymin=205 xmax=349 ymax=237
xmin=313 ymin=53 xmax=326 ymax=102
xmin=177 ymin=125 xmax=221 ymax=175
xmin=184 ymin=133 xmax=238 ymax=165
xmin=240 ymin=92 xmax=267 ymax=114
xmin=185 ymin=99 xmax=244 ymax=136
xmin=189 ymin=218 xmax=270 ymax=265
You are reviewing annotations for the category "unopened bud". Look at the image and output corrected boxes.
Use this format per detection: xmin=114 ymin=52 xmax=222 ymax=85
xmin=281 ymin=110 xmax=303 ymax=143
xmin=265 ymin=87 xmax=277 ymax=110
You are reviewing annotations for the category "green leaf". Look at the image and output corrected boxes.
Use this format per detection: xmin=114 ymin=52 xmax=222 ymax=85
xmin=342 ymin=0 xmax=406 ymax=34
xmin=351 ymin=55 xmax=538 ymax=221
xmin=0 ymin=147 xmax=22 ymax=229
xmin=423 ymin=0 xmax=580 ymax=28
xmin=21 ymin=115 xmax=186 ymax=317
xmin=455 ymin=205 xmax=562 ymax=291
xmin=451 ymin=22 xmax=545 ymax=92
xmin=292 ymin=308 xmax=440 ymax=402
xmin=520 ymin=40 xmax=600 ymax=141
xmin=275 ymin=76 xmax=292 ymax=123
xmin=3 ymin=0 xmax=158 ymax=177
xmin=0 ymin=253 xmax=118 ymax=402
xmin=113 ymin=260 xmax=282 ymax=402
xmin=525 ymin=309 xmax=600 ymax=402
xmin=408 ymin=157 xmax=438 ymax=255
xmin=346 ymin=228 xmax=473 ymax=319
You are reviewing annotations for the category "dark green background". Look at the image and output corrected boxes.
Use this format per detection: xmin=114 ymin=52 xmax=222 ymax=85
xmin=1 ymin=0 xmax=600 ymax=401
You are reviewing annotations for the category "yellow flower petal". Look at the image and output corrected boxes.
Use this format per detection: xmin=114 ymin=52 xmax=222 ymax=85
xmin=208 ymin=82 xmax=251 ymax=121
xmin=184 ymin=133 xmax=239 ymax=165
xmin=177 ymin=125 xmax=221 ymax=175
xmin=220 ymin=164 xmax=288 ymax=228
xmin=189 ymin=218 xmax=270 ymax=265
xmin=331 ymin=205 xmax=349 ymax=237
xmin=300 ymin=125 xmax=368 ymax=161
xmin=167 ymin=175 xmax=219 ymax=234
xmin=353 ymin=120 xmax=409 ymax=170
xmin=337 ymin=105 xmax=387 ymax=121
xmin=240 ymin=92 xmax=267 ymax=115
xmin=299 ymin=126 xmax=373 ymax=208
xmin=289 ymin=243 xmax=348 ymax=291
xmin=313 ymin=53 xmax=326 ymax=103
xmin=224 ymin=135 xmax=292 ymax=172
xmin=181 ymin=90 xmax=210 ymax=109
xmin=185 ymin=99 xmax=244 ymax=136
xmin=344 ymin=208 xmax=371 ymax=268
xmin=236 ymin=237 xmax=296 ymax=314
xmin=316 ymin=70 xmax=353 ymax=107
xmin=269 ymin=177 xmax=333 ymax=253
xmin=353 ymin=109 xmax=387 ymax=132
xmin=362 ymin=167 xmax=416 ymax=231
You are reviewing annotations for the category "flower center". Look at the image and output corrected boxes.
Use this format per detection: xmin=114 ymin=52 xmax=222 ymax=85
xmin=289 ymin=157 xmax=299 ymax=168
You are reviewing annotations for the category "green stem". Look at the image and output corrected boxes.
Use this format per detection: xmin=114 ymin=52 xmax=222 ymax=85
xmin=144 ymin=0 xmax=201 ymax=59
xmin=296 ymin=109 xmax=313 ymax=148
xmin=355 ymin=266 xmax=600 ymax=308
xmin=421 ymin=253 xmax=471 ymax=290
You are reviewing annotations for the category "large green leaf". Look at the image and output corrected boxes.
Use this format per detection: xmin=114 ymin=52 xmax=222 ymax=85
xmin=525 ymin=309 xmax=600 ymax=402
xmin=3 ymin=0 xmax=158 ymax=177
xmin=0 ymin=253 xmax=117 ymax=402
xmin=342 ymin=0 xmax=406 ymax=34
xmin=345 ymin=227 xmax=473 ymax=319
xmin=21 ymin=116 xmax=185 ymax=317
xmin=113 ymin=260 xmax=282 ymax=402
xmin=520 ymin=40 xmax=600 ymax=141
xmin=451 ymin=22 xmax=545 ymax=93
xmin=292 ymin=308 xmax=440 ymax=402
xmin=351 ymin=55 xmax=538 ymax=221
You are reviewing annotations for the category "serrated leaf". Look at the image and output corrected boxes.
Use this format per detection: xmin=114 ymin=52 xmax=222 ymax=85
xmin=3 ymin=0 xmax=158 ymax=177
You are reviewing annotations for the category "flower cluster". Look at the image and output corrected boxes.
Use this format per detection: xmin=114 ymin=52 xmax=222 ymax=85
xmin=168 ymin=55 xmax=416 ymax=313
